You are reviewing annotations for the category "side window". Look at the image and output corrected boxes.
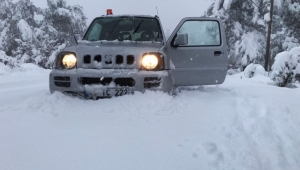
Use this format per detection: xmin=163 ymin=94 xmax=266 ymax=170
xmin=177 ymin=20 xmax=221 ymax=46
xmin=87 ymin=23 xmax=102 ymax=41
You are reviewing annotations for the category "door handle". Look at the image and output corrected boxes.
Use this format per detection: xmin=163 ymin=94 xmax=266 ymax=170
xmin=214 ymin=51 xmax=222 ymax=56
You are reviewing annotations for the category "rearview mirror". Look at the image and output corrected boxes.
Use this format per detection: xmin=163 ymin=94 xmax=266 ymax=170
xmin=174 ymin=33 xmax=188 ymax=46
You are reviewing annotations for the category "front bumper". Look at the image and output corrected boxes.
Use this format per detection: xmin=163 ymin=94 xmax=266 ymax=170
xmin=49 ymin=68 xmax=173 ymax=97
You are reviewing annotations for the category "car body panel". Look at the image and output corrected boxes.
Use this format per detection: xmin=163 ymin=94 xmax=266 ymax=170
xmin=166 ymin=17 xmax=228 ymax=86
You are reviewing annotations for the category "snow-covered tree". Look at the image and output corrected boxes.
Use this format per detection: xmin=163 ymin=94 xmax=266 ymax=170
xmin=0 ymin=0 xmax=15 ymax=56
xmin=40 ymin=0 xmax=86 ymax=68
xmin=0 ymin=0 xmax=87 ymax=68
xmin=271 ymin=47 xmax=300 ymax=87
xmin=205 ymin=0 xmax=300 ymax=69
xmin=0 ymin=50 xmax=17 ymax=68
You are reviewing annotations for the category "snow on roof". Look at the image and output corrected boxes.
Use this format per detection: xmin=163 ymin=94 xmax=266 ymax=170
xmin=98 ymin=14 xmax=157 ymax=18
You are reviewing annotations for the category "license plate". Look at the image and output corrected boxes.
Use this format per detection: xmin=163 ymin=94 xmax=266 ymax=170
xmin=101 ymin=88 xmax=130 ymax=97
xmin=84 ymin=86 xmax=132 ymax=98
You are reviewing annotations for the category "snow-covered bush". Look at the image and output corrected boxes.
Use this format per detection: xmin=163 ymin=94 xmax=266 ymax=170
xmin=244 ymin=63 xmax=266 ymax=78
xmin=270 ymin=47 xmax=300 ymax=87
xmin=0 ymin=50 xmax=18 ymax=68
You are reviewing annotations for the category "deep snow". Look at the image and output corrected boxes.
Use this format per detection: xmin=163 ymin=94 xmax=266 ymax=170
xmin=0 ymin=64 xmax=300 ymax=170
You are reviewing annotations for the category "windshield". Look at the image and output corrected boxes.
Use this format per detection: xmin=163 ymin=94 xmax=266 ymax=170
xmin=83 ymin=17 xmax=164 ymax=42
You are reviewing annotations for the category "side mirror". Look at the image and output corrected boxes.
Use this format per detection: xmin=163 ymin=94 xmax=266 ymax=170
xmin=174 ymin=33 xmax=188 ymax=46
xmin=74 ymin=34 xmax=83 ymax=44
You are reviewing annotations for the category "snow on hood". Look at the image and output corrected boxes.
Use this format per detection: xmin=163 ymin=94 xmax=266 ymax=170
xmin=65 ymin=41 xmax=163 ymax=57
xmin=74 ymin=38 xmax=165 ymax=56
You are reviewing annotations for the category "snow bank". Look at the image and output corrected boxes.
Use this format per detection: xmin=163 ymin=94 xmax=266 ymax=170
xmin=227 ymin=68 xmax=240 ymax=75
xmin=0 ymin=63 xmax=45 ymax=76
xmin=0 ymin=62 xmax=12 ymax=75
xmin=244 ymin=63 xmax=266 ymax=78
xmin=18 ymin=63 xmax=44 ymax=72
xmin=1 ymin=70 xmax=300 ymax=170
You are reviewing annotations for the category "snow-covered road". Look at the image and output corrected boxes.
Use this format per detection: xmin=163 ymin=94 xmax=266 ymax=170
xmin=1 ymin=64 xmax=300 ymax=170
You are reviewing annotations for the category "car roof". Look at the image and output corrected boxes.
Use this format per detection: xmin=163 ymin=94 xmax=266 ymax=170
xmin=99 ymin=14 xmax=158 ymax=18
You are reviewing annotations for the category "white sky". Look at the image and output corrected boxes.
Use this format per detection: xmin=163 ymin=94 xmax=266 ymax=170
xmin=28 ymin=0 xmax=212 ymax=32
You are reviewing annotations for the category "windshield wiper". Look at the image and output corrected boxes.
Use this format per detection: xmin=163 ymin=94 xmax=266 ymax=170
xmin=125 ymin=19 xmax=143 ymax=40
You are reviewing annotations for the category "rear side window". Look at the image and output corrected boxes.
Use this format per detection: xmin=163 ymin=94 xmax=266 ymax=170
xmin=177 ymin=20 xmax=221 ymax=46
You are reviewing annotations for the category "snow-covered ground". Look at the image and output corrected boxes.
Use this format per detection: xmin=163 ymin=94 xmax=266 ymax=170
xmin=1 ymin=64 xmax=300 ymax=170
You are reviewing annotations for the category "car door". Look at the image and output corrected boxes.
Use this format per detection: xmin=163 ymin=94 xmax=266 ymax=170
xmin=166 ymin=17 xmax=228 ymax=87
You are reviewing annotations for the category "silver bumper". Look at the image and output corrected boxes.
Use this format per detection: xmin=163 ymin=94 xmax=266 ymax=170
xmin=49 ymin=68 xmax=173 ymax=97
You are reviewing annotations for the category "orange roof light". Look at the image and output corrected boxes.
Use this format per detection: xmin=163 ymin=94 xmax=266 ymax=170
xmin=107 ymin=9 xmax=113 ymax=15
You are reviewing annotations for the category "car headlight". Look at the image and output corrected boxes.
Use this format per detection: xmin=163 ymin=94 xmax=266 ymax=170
xmin=141 ymin=53 xmax=164 ymax=71
xmin=62 ymin=54 xmax=77 ymax=69
xmin=55 ymin=52 xmax=77 ymax=69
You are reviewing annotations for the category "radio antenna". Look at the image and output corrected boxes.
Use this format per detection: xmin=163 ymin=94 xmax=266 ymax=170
xmin=156 ymin=6 xmax=159 ymax=16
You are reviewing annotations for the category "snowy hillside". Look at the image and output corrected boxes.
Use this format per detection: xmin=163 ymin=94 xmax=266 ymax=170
xmin=1 ymin=64 xmax=300 ymax=170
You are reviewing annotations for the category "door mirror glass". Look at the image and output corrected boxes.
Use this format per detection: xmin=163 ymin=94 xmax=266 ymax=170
xmin=177 ymin=20 xmax=221 ymax=46
xmin=174 ymin=33 xmax=188 ymax=46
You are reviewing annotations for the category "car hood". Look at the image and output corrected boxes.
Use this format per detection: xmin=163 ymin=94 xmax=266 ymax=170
xmin=63 ymin=41 xmax=164 ymax=69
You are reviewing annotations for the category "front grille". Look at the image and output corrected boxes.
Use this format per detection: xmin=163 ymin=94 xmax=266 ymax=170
xmin=116 ymin=55 xmax=123 ymax=64
xmin=84 ymin=55 xmax=91 ymax=64
xmin=94 ymin=55 xmax=102 ymax=62
xmin=80 ymin=77 xmax=113 ymax=85
xmin=144 ymin=77 xmax=161 ymax=88
xmin=127 ymin=55 xmax=135 ymax=65
xmin=79 ymin=77 xmax=135 ymax=87
xmin=115 ymin=78 xmax=135 ymax=87
xmin=54 ymin=76 xmax=71 ymax=87
xmin=55 ymin=82 xmax=71 ymax=87
xmin=105 ymin=55 xmax=113 ymax=65
xmin=82 ymin=54 xmax=135 ymax=66
xmin=54 ymin=76 xmax=70 ymax=81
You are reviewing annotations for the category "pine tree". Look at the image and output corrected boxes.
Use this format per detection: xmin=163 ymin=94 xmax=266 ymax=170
xmin=40 ymin=0 xmax=86 ymax=68
xmin=205 ymin=0 xmax=300 ymax=69
xmin=0 ymin=0 xmax=87 ymax=68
